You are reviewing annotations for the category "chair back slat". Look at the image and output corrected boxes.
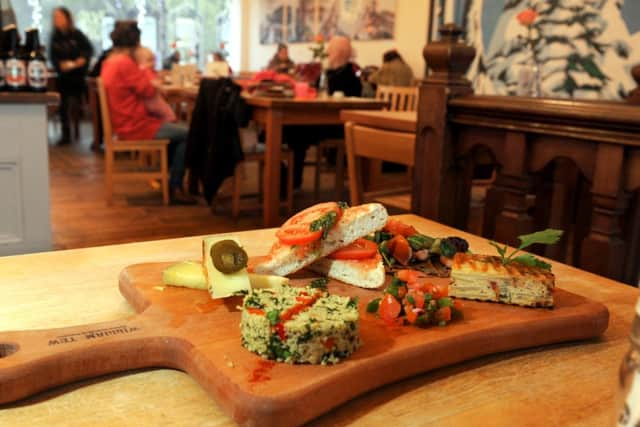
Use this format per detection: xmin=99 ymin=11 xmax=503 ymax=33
xmin=376 ymin=85 xmax=419 ymax=112
xmin=96 ymin=78 xmax=114 ymax=149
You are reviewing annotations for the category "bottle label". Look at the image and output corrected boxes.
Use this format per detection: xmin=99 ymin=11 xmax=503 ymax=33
xmin=6 ymin=58 xmax=26 ymax=88
xmin=618 ymin=370 xmax=640 ymax=427
xmin=0 ymin=61 xmax=5 ymax=86
xmin=27 ymin=60 xmax=47 ymax=89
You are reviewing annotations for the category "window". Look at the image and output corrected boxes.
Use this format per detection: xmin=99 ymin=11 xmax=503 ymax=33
xmin=14 ymin=0 xmax=235 ymax=70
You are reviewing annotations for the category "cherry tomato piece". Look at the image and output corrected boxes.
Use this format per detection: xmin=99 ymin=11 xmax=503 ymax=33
xmin=328 ymin=238 xmax=378 ymax=260
xmin=379 ymin=293 xmax=402 ymax=325
xmin=384 ymin=219 xmax=418 ymax=237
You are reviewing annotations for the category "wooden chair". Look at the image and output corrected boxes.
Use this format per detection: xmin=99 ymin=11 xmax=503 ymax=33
xmin=313 ymin=140 xmax=346 ymax=200
xmin=376 ymin=85 xmax=419 ymax=112
xmin=358 ymin=85 xmax=419 ymax=192
xmin=344 ymin=121 xmax=415 ymax=207
xmin=97 ymin=78 xmax=170 ymax=205
xmin=231 ymin=148 xmax=294 ymax=219
xmin=87 ymin=78 xmax=101 ymax=150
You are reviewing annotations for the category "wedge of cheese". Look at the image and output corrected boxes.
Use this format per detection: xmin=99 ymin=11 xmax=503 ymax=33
xmin=162 ymin=260 xmax=289 ymax=293
xmin=162 ymin=260 xmax=207 ymax=290
xmin=203 ymin=236 xmax=251 ymax=299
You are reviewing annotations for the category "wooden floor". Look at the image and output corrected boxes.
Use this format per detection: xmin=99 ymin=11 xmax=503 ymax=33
xmin=48 ymin=122 xmax=411 ymax=250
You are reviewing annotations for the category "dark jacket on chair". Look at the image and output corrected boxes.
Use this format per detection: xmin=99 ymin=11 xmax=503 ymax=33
xmin=186 ymin=78 xmax=250 ymax=202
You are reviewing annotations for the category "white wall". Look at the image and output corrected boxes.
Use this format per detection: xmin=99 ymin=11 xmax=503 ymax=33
xmin=240 ymin=0 xmax=431 ymax=78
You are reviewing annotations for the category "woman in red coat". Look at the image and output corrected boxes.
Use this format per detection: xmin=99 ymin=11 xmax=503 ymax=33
xmin=100 ymin=21 xmax=194 ymax=204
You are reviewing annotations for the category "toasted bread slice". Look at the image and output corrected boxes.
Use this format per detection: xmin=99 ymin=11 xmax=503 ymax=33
xmin=253 ymin=203 xmax=388 ymax=276
xmin=308 ymin=253 xmax=385 ymax=288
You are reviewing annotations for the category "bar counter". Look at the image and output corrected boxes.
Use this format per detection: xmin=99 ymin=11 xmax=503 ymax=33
xmin=0 ymin=91 xmax=59 ymax=257
xmin=0 ymin=214 xmax=638 ymax=426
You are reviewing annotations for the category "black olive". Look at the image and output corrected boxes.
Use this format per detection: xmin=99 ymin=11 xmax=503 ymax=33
xmin=210 ymin=240 xmax=248 ymax=274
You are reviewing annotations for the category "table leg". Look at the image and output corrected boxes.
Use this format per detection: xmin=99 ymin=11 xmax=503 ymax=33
xmin=263 ymin=109 xmax=283 ymax=227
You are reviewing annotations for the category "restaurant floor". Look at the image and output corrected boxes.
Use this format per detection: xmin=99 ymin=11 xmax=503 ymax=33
xmin=48 ymin=122 xmax=417 ymax=250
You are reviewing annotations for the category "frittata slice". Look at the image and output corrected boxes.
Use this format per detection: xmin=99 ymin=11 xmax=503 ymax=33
xmin=449 ymin=253 xmax=554 ymax=308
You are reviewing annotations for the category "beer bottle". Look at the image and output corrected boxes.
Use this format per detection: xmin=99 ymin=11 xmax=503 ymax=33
xmin=4 ymin=25 xmax=27 ymax=91
xmin=25 ymin=28 xmax=47 ymax=92
xmin=0 ymin=28 xmax=6 ymax=90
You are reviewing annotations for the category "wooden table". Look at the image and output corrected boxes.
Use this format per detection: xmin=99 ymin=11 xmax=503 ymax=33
xmin=246 ymin=97 xmax=387 ymax=226
xmin=158 ymin=88 xmax=387 ymax=226
xmin=340 ymin=110 xmax=417 ymax=133
xmin=1 ymin=214 xmax=637 ymax=426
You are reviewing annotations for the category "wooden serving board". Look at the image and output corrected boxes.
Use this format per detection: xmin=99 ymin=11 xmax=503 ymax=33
xmin=0 ymin=262 xmax=609 ymax=426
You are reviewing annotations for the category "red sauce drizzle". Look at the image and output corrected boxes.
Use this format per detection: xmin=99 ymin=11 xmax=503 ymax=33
xmin=196 ymin=300 xmax=222 ymax=313
xmin=273 ymin=290 xmax=323 ymax=340
xmin=249 ymin=360 xmax=276 ymax=383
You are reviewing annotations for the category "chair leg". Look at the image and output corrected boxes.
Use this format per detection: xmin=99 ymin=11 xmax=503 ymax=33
xmin=161 ymin=147 xmax=169 ymax=205
xmin=105 ymin=150 xmax=114 ymax=205
xmin=232 ymin=164 xmax=242 ymax=219
xmin=286 ymin=152 xmax=294 ymax=215
xmin=335 ymin=142 xmax=346 ymax=201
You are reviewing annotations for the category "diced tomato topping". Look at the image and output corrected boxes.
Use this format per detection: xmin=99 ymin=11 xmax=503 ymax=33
xmin=406 ymin=290 xmax=426 ymax=309
xmin=328 ymin=238 xmax=378 ymax=260
xmin=276 ymin=202 xmax=343 ymax=245
xmin=379 ymin=293 xmax=402 ymax=325
xmin=323 ymin=337 xmax=335 ymax=350
xmin=405 ymin=306 xmax=419 ymax=324
xmin=275 ymin=323 xmax=287 ymax=341
xmin=453 ymin=299 xmax=464 ymax=311
xmin=247 ymin=308 xmax=265 ymax=316
xmin=435 ymin=306 xmax=451 ymax=322
xmin=432 ymin=283 xmax=448 ymax=299
xmin=397 ymin=269 xmax=421 ymax=284
xmin=384 ymin=219 xmax=418 ymax=237
xmin=388 ymin=235 xmax=413 ymax=266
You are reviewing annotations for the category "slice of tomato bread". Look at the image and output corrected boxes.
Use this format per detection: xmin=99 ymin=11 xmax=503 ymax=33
xmin=307 ymin=254 xmax=385 ymax=289
xmin=253 ymin=203 xmax=388 ymax=276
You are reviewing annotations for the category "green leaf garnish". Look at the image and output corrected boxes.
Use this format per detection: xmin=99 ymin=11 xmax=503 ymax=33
xmin=511 ymin=254 xmax=552 ymax=271
xmin=309 ymin=277 xmax=329 ymax=289
xmin=309 ymin=211 xmax=338 ymax=239
xmin=488 ymin=241 xmax=507 ymax=259
xmin=516 ymin=229 xmax=563 ymax=249
xmin=489 ymin=229 xmax=563 ymax=270
xmin=366 ymin=298 xmax=381 ymax=313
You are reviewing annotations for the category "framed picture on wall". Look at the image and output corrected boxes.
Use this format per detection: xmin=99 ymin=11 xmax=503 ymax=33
xmin=428 ymin=0 xmax=640 ymax=100
xmin=259 ymin=0 xmax=397 ymax=45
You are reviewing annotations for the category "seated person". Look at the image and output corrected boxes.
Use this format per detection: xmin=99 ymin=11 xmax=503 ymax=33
xmin=101 ymin=20 xmax=194 ymax=204
xmin=204 ymin=51 xmax=232 ymax=78
xmin=267 ymin=43 xmax=295 ymax=74
xmin=325 ymin=36 xmax=362 ymax=97
xmin=134 ymin=46 xmax=176 ymax=123
xmin=162 ymin=49 xmax=180 ymax=70
xmin=368 ymin=49 xmax=415 ymax=87
xmin=285 ymin=36 xmax=361 ymax=190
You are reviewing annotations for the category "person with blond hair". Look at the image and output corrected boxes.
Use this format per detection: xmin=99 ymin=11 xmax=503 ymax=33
xmin=134 ymin=46 xmax=176 ymax=123
xmin=284 ymin=36 xmax=362 ymax=190
xmin=324 ymin=35 xmax=361 ymax=97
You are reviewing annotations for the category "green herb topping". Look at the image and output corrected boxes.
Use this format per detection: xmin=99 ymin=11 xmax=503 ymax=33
xmin=310 ymin=211 xmax=338 ymax=239
xmin=309 ymin=277 xmax=329 ymax=289
xmin=489 ymin=228 xmax=563 ymax=271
